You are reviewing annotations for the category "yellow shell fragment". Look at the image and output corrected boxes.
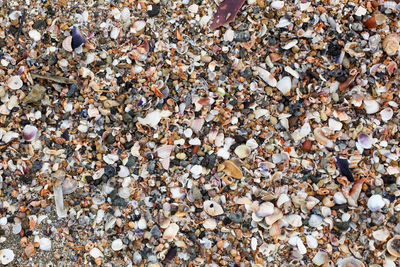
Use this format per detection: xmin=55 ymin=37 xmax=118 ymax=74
xmin=222 ymin=160 xmax=243 ymax=179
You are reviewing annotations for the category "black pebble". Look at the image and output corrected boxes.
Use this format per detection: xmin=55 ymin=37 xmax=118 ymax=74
xmin=147 ymin=4 xmax=161 ymax=17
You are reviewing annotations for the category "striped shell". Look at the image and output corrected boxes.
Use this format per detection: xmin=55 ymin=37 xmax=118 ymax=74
xmin=349 ymin=154 xmax=362 ymax=168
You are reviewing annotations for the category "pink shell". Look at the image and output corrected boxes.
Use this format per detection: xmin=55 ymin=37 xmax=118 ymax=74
xmin=22 ymin=125 xmax=38 ymax=142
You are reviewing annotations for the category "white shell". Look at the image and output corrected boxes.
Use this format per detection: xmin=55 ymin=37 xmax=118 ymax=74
xmin=138 ymin=109 xmax=162 ymax=128
xmin=6 ymin=75 xmax=23 ymax=90
xmin=191 ymin=118 xmax=204 ymax=133
xmin=62 ymin=178 xmax=77 ymax=194
xmin=271 ymin=1 xmax=285 ymax=10
xmin=110 ymin=27 xmax=120 ymax=39
xmin=328 ymin=118 xmax=342 ymax=131
xmin=286 ymin=214 xmax=302 ymax=228
xmin=364 ymin=99 xmax=380 ymax=114
xmin=29 ymin=29 xmax=41 ymax=41
xmin=118 ymin=165 xmax=129 ymax=177
xmin=163 ymin=223 xmax=179 ymax=239
xmin=121 ymin=8 xmax=130 ymax=21
xmin=308 ymin=214 xmax=323 ymax=228
xmin=380 ymin=107 xmax=393 ymax=122
xmin=257 ymin=67 xmax=277 ymax=87
xmin=118 ymin=187 xmax=130 ymax=199
xmin=276 ymin=76 xmax=291 ymax=95
xmin=22 ymin=125 xmax=38 ymax=142
xmin=111 ymin=239 xmax=123 ymax=251
xmin=372 ymin=228 xmax=390 ymax=241
xmin=306 ymin=235 xmax=318 ymax=249
xmin=234 ymin=145 xmax=251 ymax=159
xmin=39 ymin=237 xmax=52 ymax=251
xmin=204 ymin=200 xmax=224 ymax=216
xmin=203 ymin=218 xmax=217 ymax=230
xmin=337 ymin=257 xmax=365 ymax=267
xmin=190 ymin=165 xmax=203 ymax=177
xmin=312 ymin=251 xmax=328 ymax=266
xmin=0 ymin=249 xmax=15 ymax=265
xmin=367 ymin=194 xmax=385 ymax=212
xmin=156 ymin=144 xmax=173 ymax=158
xmin=333 ymin=192 xmax=347 ymax=204
xmin=256 ymin=202 xmax=274 ymax=217
xmin=89 ymin=247 xmax=104 ymax=259
xmin=277 ymin=193 xmax=290 ymax=207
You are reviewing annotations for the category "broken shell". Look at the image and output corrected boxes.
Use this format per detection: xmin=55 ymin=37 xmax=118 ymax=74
xmin=383 ymin=34 xmax=400 ymax=56
xmin=6 ymin=75 xmax=23 ymax=90
xmin=204 ymin=200 xmax=224 ymax=216
xmin=358 ymin=133 xmax=372 ymax=149
xmin=387 ymin=236 xmax=400 ymax=257
xmin=314 ymin=128 xmax=333 ymax=148
xmin=131 ymin=20 xmax=146 ymax=36
xmin=62 ymin=178 xmax=77 ymax=194
xmin=276 ymin=76 xmax=291 ymax=95
xmin=312 ymin=251 xmax=328 ymax=266
xmin=372 ymin=228 xmax=390 ymax=242
xmin=222 ymin=160 xmax=243 ymax=179
xmin=62 ymin=36 xmax=73 ymax=52
xmin=39 ymin=237 xmax=51 ymax=251
xmin=89 ymin=247 xmax=104 ymax=259
xmin=256 ymin=202 xmax=274 ymax=217
xmin=234 ymin=145 xmax=251 ymax=159
xmin=264 ymin=208 xmax=283 ymax=225
xmin=22 ymin=125 xmax=38 ymax=142
xmin=380 ymin=108 xmax=393 ymax=122
xmin=364 ymin=99 xmax=380 ymax=114
xmin=367 ymin=194 xmax=385 ymax=212
xmin=163 ymin=223 xmax=179 ymax=239
xmin=271 ymin=1 xmax=285 ymax=9
xmin=28 ymin=29 xmax=41 ymax=41
xmin=257 ymin=67 xmax=277 ymax=87
xmin=203 ymin=218 xmax=217 ymax=230
xmin=337 ymin=257 xmax=365 ymax=267
xmin=111 ymin=239 xmax=123 ymax=251
xmin=348 ymin=154 xmax=362 ymax=168
xmin=0 ymin=249 xmax=15 ymax=265
xmin=286 ymin=214 xmax=302 ymax=228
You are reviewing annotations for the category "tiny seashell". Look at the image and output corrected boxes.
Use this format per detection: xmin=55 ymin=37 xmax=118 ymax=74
xmin=29 ymin=29 xmax=41 ymax=41
xmin=383 ymin=34 xmax=400 ymax=56
xmin=0 ymin=249 xmax=15 ymax=265
xmin=286 ymin=214 xmax=302 ymax=228
xmin=328 ymin=118 xmax=342 ymax=131
xmin=131 ymin=20 xmax=146 ymax=36
xmin=312 ymin=251 xmax=329 ymax=266
xmin=364 ymin=99 xmax=380 ymax=114
xmin=222 ymin=160 xmax=243 ymax=179
xmin=89 ymin=247 xmax=104 ymax=259
xmin=22 ymin=125 xmax=38 ymax=142
xmin=314 ymin=128 xmax=334 ymax=148
xmin=118 ymin=166 xmax=129 ymax=177
xmin=39 ymin=237 xmax=51 ymax=251
xmin=380 ymin=107 xmax=393 ymax=122
xmin=190 ymin=165 xmax=203 ymax=177
xmin=7 ymin=75 xmax=23 ymax=90
xmin=271 ymin=1 xmax=284 ymax=9
xmin=62 ymin=36 xmax=73 ymax=52
xmin=308 ymin=214 xmax=323 ymax=228
xmin=348 ymin=154 xmax=362 ymax=168
xmin=257 ymin=67 xmax=277 ymax=87
xmin=372 ymin=228 xmax=390 ymax=241
xmin=24 ymin=243 xmax=35 ymax=258
xmin=367 ymin=194 xmax=385 ymax=212
xmin=191 ymin=118 xmax=204 ymax=133
xmin=387 ymin=236 xmax=400 ymax=257
xmin=337 ymin=257 xmax=365 ymax=267
xmin=282 ymin=40 xmax=298 ymax=50
xmin=204 ymin=200 xmax=224 ymax=216
xmin=306 ymin=235 xmax=318 ymax=249
xmin=110 ymin=26 xmax=120 ymax=39
xmin=170 ymin=187 xmax=185 ymax=199
xmin=71 ymin=26 xmax=86 ymax=50
xmin=203 ymin=218 xmax=217 ymax=230
xmin=277 ymin=194 xmax=290 ymax=207
xmin=358 ymin=133 xmax=372 ymax=149
xmin=334 ymin=192 xmax=347 ymax=205
xmin=276 ymin=76 xmax=291 ymax=95
xmin=256 ymin=202 xmax=274 ymax=217
xmin=111 ymin=239 xmax=123 ymax=251
xmin=163 ymin=223 xmax=179 ymax=239
xmin=156 ymin=145 xmax=173 ymax=158
xmin=121 ymin=7 xmax=130 ymax=21
xmin=234 ymin=145 xmax=251 ymax=159
xmin=62 ymin=178 xmax=77 ymax=194
xmin=138 ymin=109 xmax=162 ymax=128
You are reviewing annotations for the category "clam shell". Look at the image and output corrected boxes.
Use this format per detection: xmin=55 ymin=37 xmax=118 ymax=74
xmin=0 ymin=249 xmax=15 ymax=265
xmin=163 ymin=223 xmax=179 ymax=239
xmin=204 ymin=200 xmax=224 ymax=216
xmin=358 ymin=133 xmax=372 ymax=149
xmin=131 ymin=20 xmax=146 ymax=36
xmin=383 ymin=34 xmax=400 ymax=56
xmin=380 ymin=107 xmax=393 ymax=122
xmin=6 ymin=75 xmax=23 ymax=90
xmin=111 ymin=239 xmax=123 ymax=251
xmin=89 ymin=247 xmax=104 ymax=259
xmin=276 ymin=76 xmax=291 ymax=95
xmin=22 ymin=125 xmax=38 ymax=142
xmin=367 ymin=194 xmax=385 ymax=212
xmin=349 ymin=154 xmax=362 ymax=168
xmin=222 ymin=160 xmax=243 ymax=179
xmin=286 ymin=214 xmax=302 ymax=228
xmin=387 ymin=235 xmax=400 ymax=257
xmin=337 ymin=257 xmax=365 ymax=267
xmin=372 ymin=228 xmax=390 ymax=241
xmin=256 ymin=202 xmax=274 ymax=217
xmin=312 ymin=251 xmax=329 ymax=266
xmin=234 ymin=145 xmax=251 ymax=159
xmin=203 ymin=218 xmax=217 ymax=230
xmin=264 ymin=208 xmax=283 ymax=225
xmin=39 ymin=237 xmax=51 ymax=251
xmin=364 ymin=99 xmax=380 ymax=114
xmin=62 ymin=178 xmax=77 ymax=194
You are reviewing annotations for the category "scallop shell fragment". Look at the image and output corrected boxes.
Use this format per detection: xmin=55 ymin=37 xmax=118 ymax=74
xmin=204 ymin=200 xmax=224 ymax=216
xmin=7 ymin=75 xmax=23 ymax=90
xmin=257 ymin=67 xmax=277 ymax=87
xmin=337 ymin=257 xmax=365 ymax=267
xmin=387 ymin=235 xmax=400 ymax=257
xmin=222 ymin=160 xmax=243 ymax=179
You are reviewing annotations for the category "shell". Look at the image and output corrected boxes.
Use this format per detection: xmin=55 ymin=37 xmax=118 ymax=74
xmin=387 ymin=235 xmax=400 ymax=257
xmin=222 ymin=160 xmax=243 ymax=179
xmin=234 ymin=145 xmax=251 ymax=159
xmin=264 ymin=208 xmax=283 ymax=225
xmin=89 ymin=247 xmax=104 ymax=259
xmin=62 ymin=178 xmax=77 ymax=194
xmin=111 ymin=239 xmax=123 ymax=251
xmin=0 ymin=249 xmax=15 ymax=265
xmin=314 ymin=128 xmax=334 ymax=148
xmin=163 ymin=223 xmax=179 ymax=239
xmin=383 ymin=34 xmax=400 ymax=56
xmin=156 ymin=144 xmax=173 ymax=158
xmin=276 ymin=76 xmax=291 ymax=95
xmin=380 ymin=108 xmax=393 ymax=122
xmin=286 ymin=214 xmax=302 ymax=228
xmin=358 ymin=133 xmax=372 ymax=149
xmin=312 ymin=251 xmax=329 ymax=266
xmin=257 ymin=67 xmax=277 ymax=87
xmin=39 ymin=237 xmax=51 ymax=251
xmin=348 ymin=154 xmax=362 ymax=168
xmin=62 ymin=36 xmax=73 ymax=52
xmin=256 ymin=202 xmax=274 ymax=217
xmin=367 ymin=194 xmax=385 ymax=212
xmin=204 ymin=200 xmax=224 ymax=216
xmin=337 ymin=257 xmax=365 ymax=267
xmin=271 ymin=1 xmax=284 ymax=9
xmin=203 ymin=218 xmax=217 ymax=230
xmin=131 ymin=20 xmax=146 ymax=36
xmin=372 ymin=228 xmax=390 ymax=241
xmin=6 ymin=75 xmax=23 ymax=90
xmin=28 ymin=29 xmax=41 ymax=41
xmin=22 ymin=125 xmax=38 ymax=142
xmin=364 ymin=99 xmax=380 ymax=114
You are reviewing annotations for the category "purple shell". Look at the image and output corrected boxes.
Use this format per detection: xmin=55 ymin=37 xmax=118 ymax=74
xmin=22 ymin=125 xmax=38 ymax=142
xmin=358 ymin=133 xmax=372 ymax=149
xmin=71 ymin=26 xmax=86 ymax=50
xmin=336 ymin=156 xmax=354 ymax=182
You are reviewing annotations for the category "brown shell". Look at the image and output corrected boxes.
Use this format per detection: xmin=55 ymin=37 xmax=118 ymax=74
xmin=222 ymin=160 xmax=243 ymax=179
xmin=383 ymin=34 xmax=400 ymax=56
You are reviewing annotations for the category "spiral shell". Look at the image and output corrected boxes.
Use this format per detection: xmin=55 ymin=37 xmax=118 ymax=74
xmin=383 ymin=34 xmax=400 ymax=56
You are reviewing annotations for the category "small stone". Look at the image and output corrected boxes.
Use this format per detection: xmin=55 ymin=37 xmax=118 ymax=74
xmin=23 ymin=85 xmax=46 ymax=104
xmin=302 ymin=140 xmax=312 ymax=151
